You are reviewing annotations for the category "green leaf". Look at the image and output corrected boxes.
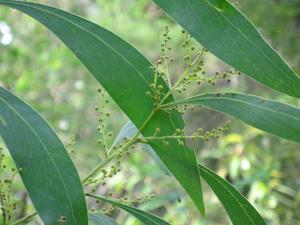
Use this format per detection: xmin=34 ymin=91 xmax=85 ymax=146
xmin=0 ymin=0 xmax=204 ymax=214
xmin=89 ymin=214 xmax=119 ymax=225
xmin=86 ymin=194 xmax=171 ymax=225
xmin=0 ymin=87 xmax=88 ymax=225
xmin=112 ymin=124 xmax=268 ymax=225
xmin=152 ymin=0 xmax=300 ymax=98
xmin=113 ymin=121 xmax=170 ymax=175
xmin=199 ymin=164 xmax=267 ymax=225
xmin=171 ymin=93 xmax=300 ymax=143
xmin=112 ymin=121 xmax=138 ymax=147
xmin=113 ymin=126 xmax=268 ymax=225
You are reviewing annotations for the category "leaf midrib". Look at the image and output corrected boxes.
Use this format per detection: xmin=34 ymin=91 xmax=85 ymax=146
xmin=0 ymin=95 xmax=77 ymax=224
xmin=121 ymin=207 xmax=161 ymax=225
xmin=186 ymin=95 xmax=300 ymax=123
xmin=186 ymin=0 xmax=298 ymax=84
xmin=201 ymin=166 xmax=258 ymax=225
xmin=105 ymin=202 xmax=163 ymax=225
xmin=93 ymin=196 xmax=168 ymax=225
xmin=1 ymin=1 xmax=151 ymax=87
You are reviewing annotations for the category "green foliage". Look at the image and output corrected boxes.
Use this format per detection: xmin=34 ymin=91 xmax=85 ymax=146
xmin=0 ymin=0 xmax=205 ymax=216
xmin=0 ymin=0 xmax=299 ymax=225
xmin=0 ymin=87 xmax=88 ymax=225
xmin=89 ymin=214 xmax=119 ymax=225
xmin=164 ymin=93 xmax=300 ymax=143
xmin=199 ymin=164 xmax=267 ymax=225
xmin=0 ymin=147 xmax=18 ymax=224
xmin=152 ymin=0 xmax=300 ymax=98
xmin=87 ymin=194 xmax=171 ymax=225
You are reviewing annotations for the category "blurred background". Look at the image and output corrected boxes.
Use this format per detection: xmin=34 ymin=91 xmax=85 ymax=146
xmin=0 ymin=0 xmax=300 ymax=224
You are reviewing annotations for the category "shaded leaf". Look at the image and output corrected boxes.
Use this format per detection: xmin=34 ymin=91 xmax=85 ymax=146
xmin=171 ymin=93 xmax=300 ymax=143
xmin=0 ymin=0 xmax=204 ymax=214
xmin=152 ymin=0 xmax=300 ymax=98
xmin=0 ymin=87 xmax=88 ymax=225
xmin=113 ymin=124 xmax=268 ymax=225
xmin=86 ymin=194 xmax=171 ymax=225
xmin=199 ymin=164 xmax=267 ymax=225
xmin=112 ymin=121 xmax=138 ymax=146
xmin=89 ymin=214 xmax=119 ymax=225
xmin=113 ymin=121 xmax=169 ymax=175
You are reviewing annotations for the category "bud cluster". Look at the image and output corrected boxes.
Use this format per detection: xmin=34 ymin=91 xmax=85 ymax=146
xmin=85 ymin=26 xmax=237 ymax=220
xmin=0 ymin=147 xmax=20 ymax=224
xmin=67 ymin=134 xmax=76 ymax=154
xmin=86 ymin=164 xmax=122 ymax=187
xmin=96 ymin=88 xmax=114 ymax=155
xmin=90 ymin=193 xmax=155 ymax=216
xmin=146 ymin=27 xmax=241 ymax=107
xmin=140 ymin=121 xmax=231 ymax=146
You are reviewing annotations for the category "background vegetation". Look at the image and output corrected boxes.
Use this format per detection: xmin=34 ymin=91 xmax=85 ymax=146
xmin=0 ymin=0 xmax=299 ymax=224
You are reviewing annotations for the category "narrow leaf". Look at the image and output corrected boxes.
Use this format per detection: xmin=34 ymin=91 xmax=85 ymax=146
xmin=199 ymin=164 xmax=267 ymax=225
xmin=114 ymin=123 xmax=268 ymax=225
xmin=86 ymin=194 xmax=171 ymax=225
xmin=112 ymin=121 xmax=138 ymax=147
xmin=0 ymin=87 xmax=88 ymax=225
xmin=152 ymin=0 xmax=300 ymax=98
xmin=89 ymin=214 xmax=119 ymax=225
xmin=172 ymin=93 xmax=300 ymax=143
xmin=113 ymin=121 xmax=170 ymax=175
xmin=0 ymin=0 xmax=204 ymax=214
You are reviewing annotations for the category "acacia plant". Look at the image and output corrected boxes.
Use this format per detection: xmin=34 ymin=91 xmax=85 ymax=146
xmin=0 ymin=0 xmax=300 ymax=225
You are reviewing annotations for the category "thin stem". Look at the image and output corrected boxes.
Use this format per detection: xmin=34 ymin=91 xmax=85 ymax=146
xmin=85 ymin=193 xmax=109 ymax=203
xmin=85 ymin=110 xmax=155 ymax=183
xmin=9 ymin=156 xmax=117 ymax=225
xmin=142 ymin=135 xmax=205 ymax=141
xmin=105 ymin=142 xmax=116 ymax=157
xmin=10 ymin=212 xmax=37 ymax=225
xmin=159 ymin=99 xmax=185 ymax=109
xmin=157 ymin=55 xmax=201 ymax=107
xmin=9 ymin=110 xmax=156 ymax=225
xmin=81 ymin=154 xmax=116 ymax=184
xmin=164 ymin=59 xmax=172 ymax=88
xmin=8 ymin=43 xmax=199 ymax=225
xmin=101 ymin=126 xmax=109 ymax=153
xmin=0 ymin=152 xmax=7 ymax=224
xmin=0 ymin=185 xmax=7 ymax=225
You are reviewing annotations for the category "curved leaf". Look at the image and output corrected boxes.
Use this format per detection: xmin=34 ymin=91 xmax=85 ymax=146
xmin=86 ymin=194 xmax=171 ymax=225
xmin=113 ymin=125 xmax=268 ymax=225
xmin=113 ymin=121 xmax=170 ymax=175
xmin=152 ymin=0 xmax=300 ymax=98
xmin=89 ymin=214 xmax=119 ymax=225
xmin=171 ymin=93 xmax=300 ymax=143
xmin=112 ymin=121 xmax=138 ymax=147
xmin=0 ymin=87 xmax=88 ymax=225
xmin=199 ymin=164 xmax=267 ymax=225
xmin=0 ymin=0 xmax=204 ymax=214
